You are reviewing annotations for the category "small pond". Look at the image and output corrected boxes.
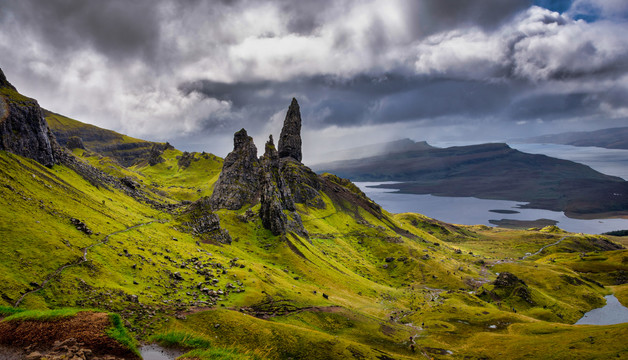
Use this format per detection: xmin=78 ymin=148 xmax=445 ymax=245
xmin=575 ymin=295 xmax=628 ymax=325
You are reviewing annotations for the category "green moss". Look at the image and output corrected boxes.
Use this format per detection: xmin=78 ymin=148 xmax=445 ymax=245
xmin=152 ymin=331 xmax=212 ymax=349
xmin=2 ymin=308 xmax=83 ymax=322
xmin=106 ymin=313 xmax=139 ymax=356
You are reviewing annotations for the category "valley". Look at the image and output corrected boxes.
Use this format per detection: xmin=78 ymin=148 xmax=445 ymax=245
xmin=1 ymin=68 xmax=627 ymax=359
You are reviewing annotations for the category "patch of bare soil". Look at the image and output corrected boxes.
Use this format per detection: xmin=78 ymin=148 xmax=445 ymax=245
xmin=0 ymin=312 xmax=137 ymax=359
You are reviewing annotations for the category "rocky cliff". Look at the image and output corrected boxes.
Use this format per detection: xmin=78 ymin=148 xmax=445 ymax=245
xmin=259 ymin=135 xmax=307 ymax=236
xmin=209 ymin=128 xmax=261 ymax=210
xmin=0 ymin=67 xmax=58 ymax=167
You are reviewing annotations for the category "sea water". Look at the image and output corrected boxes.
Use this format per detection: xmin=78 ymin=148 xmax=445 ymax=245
xmin=355 ymin=182 xmax=628 ymax=234
xmin=354 ymin=143 xmax=628 ymax=234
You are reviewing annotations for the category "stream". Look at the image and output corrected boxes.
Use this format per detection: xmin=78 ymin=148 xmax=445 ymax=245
xmin=575 ymin=295 xmax=628 ymax=325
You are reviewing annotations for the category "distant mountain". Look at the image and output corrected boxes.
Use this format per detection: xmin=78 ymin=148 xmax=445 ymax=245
xmin=314 ymin=138 xmax=434 ymax=163
xmin=517 ymin=127 xmax=628 ymax=150
xmin=313 ymin=140 xmax=628 ymax=218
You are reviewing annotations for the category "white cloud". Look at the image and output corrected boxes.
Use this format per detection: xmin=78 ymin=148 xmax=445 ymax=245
xmin=412 ymin=6 xmax=628 ymax=82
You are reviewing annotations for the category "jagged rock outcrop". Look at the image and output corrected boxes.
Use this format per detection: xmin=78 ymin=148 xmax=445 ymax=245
xmin=210 ymin=129 xmax=260 ymax=210
xmin=0 ymin=67 xmax=58 ymax=167
xmin=259 ymin=135 xmax=306 ymax=236
xmin=147 ymin=143 xmax=165 ymax=166
xmin=65 ymin=136 xmax=86 ymax=150
xmin=181 ymin=198 xmax=232 ymax=244
xmin=260 ymin=136 xmax=290 ymax=235
xmin=278 ymin=98 xmax=302 ymax=162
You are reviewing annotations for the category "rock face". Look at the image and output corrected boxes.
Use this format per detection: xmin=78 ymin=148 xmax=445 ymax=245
xmin=210 ymin=129 xmax=261 ymax=210
xmin=278 ymin=98 xmax=302 ymax=162
xmin=260 ymin=136 xmax=301 ymax=235
xmin=65 ymin=136 xmax=86 ymax=150
xmin=182 ymin=198 xmax=232 ymax=244
xmin=0 ymin=67 xmax=58 ymax=167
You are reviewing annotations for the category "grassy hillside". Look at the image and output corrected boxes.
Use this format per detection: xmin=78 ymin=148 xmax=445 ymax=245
xmin=1 ymin=144 xmax=626 ymax=359
xmin=45 ymin=110 xmax=160 ymax=167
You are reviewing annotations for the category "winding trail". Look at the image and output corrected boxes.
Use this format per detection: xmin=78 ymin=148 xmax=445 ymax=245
xmin=521 ymin=235 xmax=570 ymax=260
xmin=14 ymin=221 xmax=155 ymax=307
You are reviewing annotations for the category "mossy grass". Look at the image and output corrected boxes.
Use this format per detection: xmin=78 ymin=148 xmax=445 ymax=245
xmin=0 ymin=306 xmax=25 ymax=317
xmin=1 ymin=134 xmax=626 ymax=359
xmin=107 ymin=313 xmax=140 ymax=356
xmin=2 ymin=307 xmax=84 ymax=322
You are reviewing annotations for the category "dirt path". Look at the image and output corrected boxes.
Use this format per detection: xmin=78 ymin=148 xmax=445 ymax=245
xmin=14 ymin=221 xmax=155 ymax=307
xmin=521 ymin=235 xmax=570 ymax=260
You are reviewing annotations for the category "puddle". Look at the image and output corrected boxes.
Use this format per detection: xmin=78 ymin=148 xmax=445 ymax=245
xmin=139 ymin=344 xmax=184 ymax=360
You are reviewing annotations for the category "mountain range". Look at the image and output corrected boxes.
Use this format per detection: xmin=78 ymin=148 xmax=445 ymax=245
xmin=1 ymin=67 xmax=627 ymax=360
xmin=516 ymin=127 xmax=628 ymax=150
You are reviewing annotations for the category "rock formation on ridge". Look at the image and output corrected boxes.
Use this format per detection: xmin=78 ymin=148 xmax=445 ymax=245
xmin=209 ymin=128 xmax=261 ymax=210
xmin=278 ymin=98 xmax=302 ymax=162
xmin=260 ymin=135 xmax=306 ymax=235
xmin=0 ymin=67 xmax=58 ymax=167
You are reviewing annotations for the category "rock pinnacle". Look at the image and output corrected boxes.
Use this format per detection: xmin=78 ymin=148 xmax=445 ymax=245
xmin=278 ymin=98 xmax=302 ymax=162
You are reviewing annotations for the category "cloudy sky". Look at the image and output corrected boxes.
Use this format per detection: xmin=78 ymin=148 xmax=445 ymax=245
xmin=1 ymin=0 xmax=627 ymax=162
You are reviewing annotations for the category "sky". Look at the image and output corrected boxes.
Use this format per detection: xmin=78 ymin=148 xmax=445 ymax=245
xmin=1 ymin=0 xmax=627 ymax=163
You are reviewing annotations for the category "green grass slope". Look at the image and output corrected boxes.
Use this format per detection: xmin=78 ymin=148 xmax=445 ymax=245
xmin=45 ymin=110 xmax=159 ymax=167
xmin=1 ymin=141 xmax=626 ymax=359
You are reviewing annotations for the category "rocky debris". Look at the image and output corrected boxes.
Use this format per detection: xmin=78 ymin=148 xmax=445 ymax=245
xmin=278 ymin=98 xmax=303 ymax=162
xmin=0 ymin=312 xmax=138 ymax=359
xmin=493 ymin=272 xmax=526 ymax=288
xmin=210 ymin=128 xmax=261 ymax=210
xmin=490 ymin=272 xmax=534 ymax=305
xmin=70 ymin=218 xmax=93 ymax=235
xmin=65 ymin=136 xmax=86 ymax=150
xmin=177 ymin=151 xmax=194 ymax=169
xmin=0 ymin=67 xmax=58 ymax=167
xmin=120 ymin=176 xmax=140 ymax=190
xmin=22 ymin=337 xmax=127 ymax=360
xmin=181 ymin=198 xmax=232 ymax=244
xmin=236 ymin=209 xmax=256 ymax=223
xmin=147 ymin=143 xmax=166 ymax=166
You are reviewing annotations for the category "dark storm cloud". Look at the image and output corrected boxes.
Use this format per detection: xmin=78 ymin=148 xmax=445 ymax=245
xmin=0 ymin=0 xmax=627 ymax=155
xmin=0 ymin=0 xmax=162 ymax=61
xmin=181 ymin=74 xmax=521 ymax=131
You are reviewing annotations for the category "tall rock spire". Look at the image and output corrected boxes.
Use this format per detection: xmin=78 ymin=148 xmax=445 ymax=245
xmin=278 ymin=98 xmax=302 ymax=162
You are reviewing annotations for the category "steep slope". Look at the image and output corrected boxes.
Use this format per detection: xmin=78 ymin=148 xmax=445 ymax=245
xmin=0 ymin=71 xmax=626 ymax=360
xmin=314 ymin=141 xmax=628 ymax=218
xmin=518 ymin=126 xmax=628 ymax=150
xmin=45 ymin=110 xmax=160 ymax=167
